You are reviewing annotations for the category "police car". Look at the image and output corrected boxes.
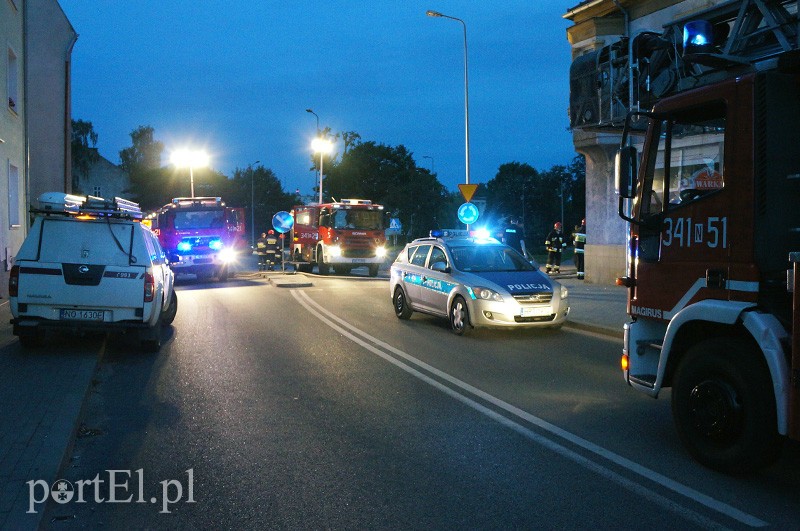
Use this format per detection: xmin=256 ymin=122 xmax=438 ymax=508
xmin=390 ymin=230 xmax=569 ymax=335
xmin=9 ymin=193 xmax=177 ymax=351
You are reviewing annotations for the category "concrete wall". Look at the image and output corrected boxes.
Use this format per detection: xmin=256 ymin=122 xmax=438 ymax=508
xmin=26 ymin=0 xmax=76 ymax=202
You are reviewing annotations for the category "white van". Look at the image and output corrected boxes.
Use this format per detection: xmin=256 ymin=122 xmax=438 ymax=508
xmin=10 ymin=193 xmax=177 ymax=351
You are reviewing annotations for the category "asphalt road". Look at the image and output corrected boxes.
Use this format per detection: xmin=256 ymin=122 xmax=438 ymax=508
xmin=43 ymin=275 xmax=800 ymax=529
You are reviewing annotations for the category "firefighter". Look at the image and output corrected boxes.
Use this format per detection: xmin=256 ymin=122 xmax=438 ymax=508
xmin=255 ymin=232 xmax=269 ymax=271
xmin=572 ymin=218 xmax=586 ymax=280
xmin=544 ymin=222 xmax=567 ymax=275
xmin=265 ymin=230 xmax=280 ymax=270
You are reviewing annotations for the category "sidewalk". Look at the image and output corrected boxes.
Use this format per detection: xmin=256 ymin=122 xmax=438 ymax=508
xmin=0 ymin=302 xmax=99 ymax=530
xmin=0 ymin=257 xmax=628 ymax=529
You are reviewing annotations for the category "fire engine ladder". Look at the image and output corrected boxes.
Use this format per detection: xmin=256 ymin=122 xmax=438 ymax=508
xmin=664 ymin=0 xmax=799 ymax=67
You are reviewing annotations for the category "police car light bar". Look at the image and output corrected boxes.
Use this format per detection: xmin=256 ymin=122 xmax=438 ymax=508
xmin=430 ymin=229 xmax=471 ymax=238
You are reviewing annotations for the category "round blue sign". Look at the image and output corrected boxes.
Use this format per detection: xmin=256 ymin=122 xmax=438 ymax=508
xmin=272 ymin=211 xmax=294 ymax=234
xmin=457 ymin=202 xmax=480 ymax=225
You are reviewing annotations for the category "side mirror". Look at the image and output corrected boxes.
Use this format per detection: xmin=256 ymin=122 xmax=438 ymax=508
xmin=615 ymin=146 xmax=638 ymax=199
xmin=430 ymin=261 xmax=450 ymax=274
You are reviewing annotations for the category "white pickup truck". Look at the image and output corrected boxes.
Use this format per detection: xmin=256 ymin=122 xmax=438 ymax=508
xmin=10 ymin=193 xmax=177 ymax=351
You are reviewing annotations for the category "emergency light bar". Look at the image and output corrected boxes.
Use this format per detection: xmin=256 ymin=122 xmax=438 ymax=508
xmin=35 ymin=192 xmax=143 ymax=219
xmin=339 ymin=199 xmax=372 ymax=205
xmin=430 ymin=229 xmax=471 ymax=238
xmin=171 ymin=197 xmax=224 ymax=207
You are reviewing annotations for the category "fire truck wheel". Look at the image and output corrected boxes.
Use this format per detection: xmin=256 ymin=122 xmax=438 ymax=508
xmin=449 ymin=296 xmax=472 ymax=336
xmin=368 ymin=264 xmax=379 ymax=277
xmin=317 ymin=246 xmax=329 ymax=275
xmin=393 ymin=287 xmax=413 ymax=320
xmin=671 ymin=338 xmax=782 ymax=473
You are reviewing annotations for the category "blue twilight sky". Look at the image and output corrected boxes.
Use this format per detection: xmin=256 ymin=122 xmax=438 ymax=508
xmin=57 ymin=1 xmax=579 ymax=196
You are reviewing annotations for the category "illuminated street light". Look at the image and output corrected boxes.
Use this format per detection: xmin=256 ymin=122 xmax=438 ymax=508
xmin=170 ymin=149 xmax=209 ymax=198
xmin=311 ymin=137 xmax=333 ymax=204
xmin=426 ymin=9 xmax=470 ymax=185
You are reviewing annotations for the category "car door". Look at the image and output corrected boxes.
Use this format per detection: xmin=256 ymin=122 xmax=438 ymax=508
xmin=418 ymin=244 xmax=452 ymax=315
xmin=402 ymin=244 xmax=431 ymax=308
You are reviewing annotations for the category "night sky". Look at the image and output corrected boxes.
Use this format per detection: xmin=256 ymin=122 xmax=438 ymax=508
xmin=58 ymin=1 xmax=578 ymax=196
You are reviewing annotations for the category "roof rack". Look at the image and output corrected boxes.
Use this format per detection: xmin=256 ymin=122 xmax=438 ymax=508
xmin=34 ymin=192 xmax=143 ymax=220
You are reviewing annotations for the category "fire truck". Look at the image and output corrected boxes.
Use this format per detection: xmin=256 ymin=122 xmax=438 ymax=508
xmin=153 ymin=197 xmax=246 ymax=281
xmin=608 ymin=0 xmax=800 ymax=472
xmin=290 ymin=199 xmax=387 ymax=276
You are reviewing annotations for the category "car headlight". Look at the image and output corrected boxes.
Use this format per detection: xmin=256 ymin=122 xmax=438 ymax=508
xmin=177 ymin=241 xmax=192 ymax=252
xmin=471 ymin=286 xmax=504 ymax=302
xmin=561 ymin=285 xmax=569 ymax=299
xmin=375 ymin=246 xmax=387 ymax=258
xmin=219 ymin=248 xmax=237 ymax=263
xmin=329 ymin=245 xmax=342 ymax=257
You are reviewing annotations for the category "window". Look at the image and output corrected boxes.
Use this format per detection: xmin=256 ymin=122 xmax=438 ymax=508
xmin=93 ymin=186 xmax=102 ymax=197
xmin=428 ymin=246 xmax=447 ymax=269
xmin=8 ymin=162 xmax=19 ymax=227
xmin=640 ymin=102 xmax=725 ymax=218
xmin=7 ymin=48 xmax=18 ymax=113
xmin=409 ymin=244 xmax=431 ymax=266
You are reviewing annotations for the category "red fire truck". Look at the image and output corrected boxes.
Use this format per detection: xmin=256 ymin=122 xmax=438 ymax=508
xmin=153 ymin=197 xmax=246 ymax=281
xmin=611 ymin=1 xmax=800 ymax=472
xmin=290 ymin=199 xmax=387 ymax=276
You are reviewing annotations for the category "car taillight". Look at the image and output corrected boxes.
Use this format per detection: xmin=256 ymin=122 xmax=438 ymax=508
xmin=144 ymin=272 xmax=155 ymax=302
xmin=9 ymin=265 xmax=19 ymax=297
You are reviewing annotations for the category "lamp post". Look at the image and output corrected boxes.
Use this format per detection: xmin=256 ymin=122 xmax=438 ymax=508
xmin=426 ymin=10 xmax=470 ymax=185
xmin=170 ymin=149 xmax=209 ymax=198
xmin=311 ymin=138 xmax=333 ymax=204
xmin=249 ymin=160 xmax=261 ymax=247
xmin=306 ymin=109 xmax=321 ymax=200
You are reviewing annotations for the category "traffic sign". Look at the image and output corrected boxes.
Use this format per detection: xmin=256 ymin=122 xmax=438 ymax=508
xmin=272 ymin=211 xmax=294 ymax=234
xmin=458 ymin=183 xmax=478 ymax=203
xmin=389 ymin=218 xmax=402 ymax=230
xmin=457 ymin=202 xmax=479 ymax=225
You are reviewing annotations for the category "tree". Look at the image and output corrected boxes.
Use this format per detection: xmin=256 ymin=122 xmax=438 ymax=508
xmin=227 ymin=165 xmax=296 ymax=239
xmin=70 ymin=119 xmax=99 ymax=192
xmin=120 ymin=125 xmax=164 ymax=175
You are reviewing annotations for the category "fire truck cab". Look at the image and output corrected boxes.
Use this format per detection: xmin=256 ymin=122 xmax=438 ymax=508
xmin=290 ymin=199 xmax=387 ymax=276
xmin=611 ymin=3 xmax=800 ymax=472
xmin=153 ymin=197 xmax=246 ymax=281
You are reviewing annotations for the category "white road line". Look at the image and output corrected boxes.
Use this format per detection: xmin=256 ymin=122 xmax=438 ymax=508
xmin=291 ymin=290 xmax=767 ymax=528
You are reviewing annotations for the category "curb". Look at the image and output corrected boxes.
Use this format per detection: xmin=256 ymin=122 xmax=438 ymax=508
xmin=563 ymin=319 xmax=623 ymax=339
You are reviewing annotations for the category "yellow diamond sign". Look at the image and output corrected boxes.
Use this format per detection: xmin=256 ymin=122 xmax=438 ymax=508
xmin=458 ymin=184 xmax=478 ymax=203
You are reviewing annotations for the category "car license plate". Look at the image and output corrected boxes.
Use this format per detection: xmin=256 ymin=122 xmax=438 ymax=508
xmin=521 ymin=306 xmax=552 ymax=317
xmin=352 ymin=258 xmax=366 ymax=263
xmin=60 ymin=309 xmax=106 ymax=321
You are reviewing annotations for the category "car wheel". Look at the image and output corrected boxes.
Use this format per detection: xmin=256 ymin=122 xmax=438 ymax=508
xmin=161 ymin=291 xmax=178 ymax=326
xmin=671 ymin=338 xmax=782 ymax=473
xmin=368 ymin=264 xmax=379 ymax=277
xmin=393 ymin=287 xmax=413 ymax=320
xmin=449 ymin=295 xmax=472 ymax=336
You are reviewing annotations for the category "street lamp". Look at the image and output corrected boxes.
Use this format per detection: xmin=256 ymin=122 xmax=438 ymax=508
xmin=249 ymin=160 xmax=260 ymax=247
xmin=426 ymin=10 xmax=470 ymax=185
xmin=170 ymin=149 xmax=209 ymax=198
xmin=311 ymin=137 xmax=333 ymax=204
xmin=306 ymin=109 xmax=321 ymax=200
xmin=306 ymin=108 xmax=320 ymax=134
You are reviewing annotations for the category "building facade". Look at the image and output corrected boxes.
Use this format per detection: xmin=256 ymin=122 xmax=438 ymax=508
xmin=74 ymin=149 xmax=131 ymax=200
xmin=563 ymin=0 xmax=729 ymax=283
xmin=0 ymin=0 xmax=75 ymax=296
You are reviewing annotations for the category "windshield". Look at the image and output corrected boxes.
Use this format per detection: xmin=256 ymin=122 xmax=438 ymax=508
xmin=331 ymin=209 xmax=383 ymax=230
xmin=171 ymin=208 xmax=226 ymax=230
xmin=450 ymin=244 xmax=535 ymax=272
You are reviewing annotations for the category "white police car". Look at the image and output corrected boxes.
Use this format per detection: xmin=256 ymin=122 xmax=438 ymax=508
xmin=9 ymin=193 xmax=177 ymax=351
xmin=390 ymin=229 xmax=569 ymax=335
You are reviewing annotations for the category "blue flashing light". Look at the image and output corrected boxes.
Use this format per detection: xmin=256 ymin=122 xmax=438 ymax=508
xmin=683 ymin=20 xmax=713 ymax=54
xmin=209 ymin=238 xmax=224 ymax=251
xmin=177 ymin=241 xmax=192 ymax=252
xmin=473 ymin=227 xmax=491 ymax=240
xmin=430 ymin=229 xmax=444 ymax=238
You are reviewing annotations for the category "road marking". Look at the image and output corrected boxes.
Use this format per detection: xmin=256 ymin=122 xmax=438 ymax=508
xmin=292 ymin=289 xmax=768 ymax=528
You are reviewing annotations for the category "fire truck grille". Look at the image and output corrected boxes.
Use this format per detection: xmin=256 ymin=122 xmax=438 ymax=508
xmin=343 ymin=248 xmax=375 ymax=258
